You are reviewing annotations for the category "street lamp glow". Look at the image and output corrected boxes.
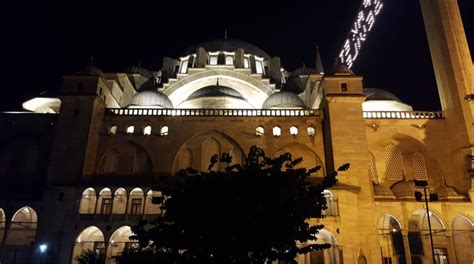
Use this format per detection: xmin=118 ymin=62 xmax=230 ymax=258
xmin=39 ymin=244 xmax=48 ymax=254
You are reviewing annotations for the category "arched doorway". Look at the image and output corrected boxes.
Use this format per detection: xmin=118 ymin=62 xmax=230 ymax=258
xmin=297 ymin=229 xmax=341 ymax=264
xmin=5 ymin=206 xmax=37 ymax=245
xmin=106 ymin=226 xmax=138 ymax=263
xmin=79 ymin=188 xmax=97 ymax=214
xmin=408 ymin=209 xmax=448 ymax=264
xmin=112 ymin=188 xmax=127 ymax=214
xmin=128 ymin=188 xmax=144 ymax=215
xmin=452 ymin=215 xmax=473 ymax=263
xmin=378 ymin=214 xmax=406 ymax=263
xmin=144 ymin=190 xmax=162 ymax=215
xmin=72 ymin=226 xmax=105 ymax=264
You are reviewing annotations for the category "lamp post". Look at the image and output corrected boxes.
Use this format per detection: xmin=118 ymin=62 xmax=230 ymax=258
xmin=38 ymin=243 xmax=48 ymax=264
xmin=414 ymin=180 xmax=438 ymax=264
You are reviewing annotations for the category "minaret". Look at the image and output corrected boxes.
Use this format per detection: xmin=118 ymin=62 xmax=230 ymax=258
xmin=419 ymin=0 xmax=473 ymax=188
xmin=315 ymin=45 xmax=324 ymax=75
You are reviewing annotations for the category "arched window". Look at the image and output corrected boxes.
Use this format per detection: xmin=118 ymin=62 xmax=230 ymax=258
xmin=72 ymin=226 xmax=105 ymax=264
xmin=180 ymin=60 xmax=189 ymax=73
xmin=290 ymin=126 xmax=298 ymax=136
xmin=297 ymin=229 xmax=340 ymax=264
xmin=6 ymin=206 xmax=37 ymax=245
xmin=225 ymin=56 xmax=234 ymax=65
xmin=378 ymin=214 xmax=405 ymax=262
xmin=411 ymin=152 xmax=428 ymax=181
xmin=0 ymin=209 xmax=5 ymax=245
xmin=452 ymin=215 xmax=474 ymax=264
xmin=79 ymin=188 xmax=97 ymax=214
xmin=178 ymin=148 xmax=192 ymax=169
xmin=408 ymin=209 xmax=447 ymax=262
xmin=368 ymin=152 xmax=379 ymax=183
xmin=112 ymin=188 xmax=127 ymax=214
xmin=143 ymin=126 xmax=152 ymax=136
xmin=97 ymin=188 xmax=112 ymax=215
xmin=209 ymin=56 xmax=218 ymax=65
xmin=126 ymin=125 xmax=135 ymax=134
xmin=256 ymin=126 xmax=264 ymax=136
xmin=272 ymin=126 xmax=281 ymax=137
xmin=128 ymin=188 xmax=144 ymax=215
xmin=160 ymin=126 xmax=169 ymax=136
xmin=107 ymin=226 xmax=138 ymax=262
xmin=384 ymin=145 xmax=404 ymax=181
xmin=202 ymin=138 xmax=221 ymax=171
xmin=307 ymin=126 xmax=316 ymax=137
xmin=144 ymin=190 xmax=162 ymax=215
xmin=323 ymin=190 xmax=337 ymax=217
xmin=108 ymin=125 xmax=117 ymax=135
xmin=255 ymin=60 xmax=264 ymax=74
xmin=103 ymin=150 xmax=120 ymax=175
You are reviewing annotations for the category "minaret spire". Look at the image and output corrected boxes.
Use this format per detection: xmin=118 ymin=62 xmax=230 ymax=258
xmin=315 ymin=45 xmax=324 ymax=75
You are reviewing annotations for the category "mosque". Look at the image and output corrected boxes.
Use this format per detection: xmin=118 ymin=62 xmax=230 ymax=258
xmin=0 ymin=1 xmax=472 ymax=263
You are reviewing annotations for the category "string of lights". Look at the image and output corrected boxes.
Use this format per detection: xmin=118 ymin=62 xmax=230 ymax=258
xmin=338 ymin=0 xmax=383 ymax=68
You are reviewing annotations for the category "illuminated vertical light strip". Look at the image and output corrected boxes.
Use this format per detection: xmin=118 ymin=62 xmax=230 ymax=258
xmin=338 ymin=0 xmax=383 ymax=68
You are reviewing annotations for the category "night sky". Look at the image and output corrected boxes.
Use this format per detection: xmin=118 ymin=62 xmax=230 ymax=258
xmin=1 ymin=0 xmax=472 ymax=111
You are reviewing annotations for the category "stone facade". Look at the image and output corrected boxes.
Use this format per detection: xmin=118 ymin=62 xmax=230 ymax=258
xmin=0 ymin=1 xmax=473 ymax=263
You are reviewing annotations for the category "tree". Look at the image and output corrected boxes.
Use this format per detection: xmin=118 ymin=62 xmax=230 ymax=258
xmin=117 ymin=146 xmax=348 ymax=264
xmin=75 ymin=249 xmax=105 ymax=264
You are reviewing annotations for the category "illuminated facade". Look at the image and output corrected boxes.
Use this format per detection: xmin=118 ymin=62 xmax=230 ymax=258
xmin=0 ymin=1 xmax=473 ymax=263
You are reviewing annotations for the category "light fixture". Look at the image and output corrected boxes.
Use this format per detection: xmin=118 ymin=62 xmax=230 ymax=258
xmin=39 ymin=244 xmax=48 ymax=254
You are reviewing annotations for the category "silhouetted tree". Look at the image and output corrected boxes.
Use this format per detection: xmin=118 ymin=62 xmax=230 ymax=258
xmin=116 ymin=146 xmax=348 ymax=264
xmin=75 ymin=249 xmax=105 ymax=264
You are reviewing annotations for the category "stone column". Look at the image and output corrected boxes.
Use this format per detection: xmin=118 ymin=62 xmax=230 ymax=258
xmin=234 ymin=48 xmax=245 ymax=68
xmin=195 ymin=47 xmax=207 ymax=68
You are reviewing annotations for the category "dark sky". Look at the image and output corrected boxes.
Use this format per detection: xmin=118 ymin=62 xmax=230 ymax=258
xmin=1 ymin=0 xmax=472 ymax=111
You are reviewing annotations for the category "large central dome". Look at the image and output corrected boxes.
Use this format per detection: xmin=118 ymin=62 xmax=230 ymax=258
xmin=181 ymin=38 xmax=271 ymax=59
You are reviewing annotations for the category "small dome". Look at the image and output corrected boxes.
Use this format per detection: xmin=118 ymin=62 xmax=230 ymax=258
xmin=363 ymin=89 xmax=413 ymax=111
xmin=187 ymin=85 xmax=245 ymax=101
xmin=364 ymin=88 xmax=402 ymax=102
xmin=130 ymin=90 xmax=173 ymax=108
xmin=390 ymin=181 xmax=417 ymax=199
xmin=74 ymin=65 xmax=104 ymax=77
xmin=181 ymin=38 xmax=270 ymax=59
xmin=263 ymin=92 xmax=305 ymax=109
xmin=435 ymin=186 xmax=463 ymax=200
xmin=373 ymin=184 xmax=395 ymax=198
xmin=289 ymin=67 xmax=319 ymax=78
xmin=127 ymin=66 xmax=154 ymax=78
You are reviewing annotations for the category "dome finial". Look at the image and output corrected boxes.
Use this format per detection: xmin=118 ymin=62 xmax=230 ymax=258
xmin=224 ymin=29 xmax=228 ymax=39
xmin=90 ymin=56 xmax=94 ymax=66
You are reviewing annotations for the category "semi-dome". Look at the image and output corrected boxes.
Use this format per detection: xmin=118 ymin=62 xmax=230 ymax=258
xmin=262 ymin=91 xmax=306 ymax=109
xmin=363 ymin=88 xmax=413 ymax=111
xmin=130 ymin=90 xmax=173 ymax=108
xmin=186 ymin=85 xmax=245 ymax=101
xmin=179 ymin=84 xmax=252 ymax=109
xmin=181 ymin=38 xmax=270 ymax=59
xmin=390 ymin=181 xmax=417 ymax=199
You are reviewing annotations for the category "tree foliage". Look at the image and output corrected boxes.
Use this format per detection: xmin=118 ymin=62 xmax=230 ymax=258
xmin=75 ymin=249 xmax=105 ymax=264
xmin=117 ymin=146 xmax=348 ymax=264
